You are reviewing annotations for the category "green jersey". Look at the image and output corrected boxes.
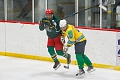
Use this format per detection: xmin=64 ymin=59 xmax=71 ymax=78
xmin=39 ymin=16 xmax=61 ymax=39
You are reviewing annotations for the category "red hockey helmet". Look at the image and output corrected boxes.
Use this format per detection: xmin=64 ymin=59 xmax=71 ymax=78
xmin=45 ymin=9 xmax=53 ymax=15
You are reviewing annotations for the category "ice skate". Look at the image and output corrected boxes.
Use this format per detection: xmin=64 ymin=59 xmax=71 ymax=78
xmin=76 ymin=69 xmax=85 ymax=78
xmin=53 ymin=61 xmax=61 ymax=70
xmin=87 ymin=66 xmax=96 ymax=73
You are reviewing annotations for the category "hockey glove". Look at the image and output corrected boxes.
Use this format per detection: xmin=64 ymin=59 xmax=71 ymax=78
xmin=60 ymin=36 xmax=65 ymax=44
xmin=40 ymin=20 xmax=45 ymax=28
xmin=40 ymin=20 xmax=51 ymax=28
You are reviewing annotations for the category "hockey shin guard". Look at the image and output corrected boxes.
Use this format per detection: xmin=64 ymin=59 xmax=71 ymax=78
xmin=76 ymin=53 xmax=85 ymax=69
xmin=48 ymin=46 xmax=58 ymax=62
xmin=82 ymin=54 xmax=92 ymax=66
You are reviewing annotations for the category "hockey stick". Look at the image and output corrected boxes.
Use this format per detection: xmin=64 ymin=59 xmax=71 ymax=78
xmin=40 ymin=4 xmax=107 ymax=30
xmin=60 ymin=4 xmax=107 ymax=20
xmin=40 ymin=4 xmax=107 ymax=24
xmin=60 ymin=37 xmax=71 ymax=69
xmin=64 ymin=64 xmax=69 ymax=69
xmin=64 ymin=51 xmax=70 ymax=69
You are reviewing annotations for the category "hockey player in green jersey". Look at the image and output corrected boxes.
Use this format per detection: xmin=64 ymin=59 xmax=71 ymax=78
xmin=39 ymin=9 xmax=71 ymax=70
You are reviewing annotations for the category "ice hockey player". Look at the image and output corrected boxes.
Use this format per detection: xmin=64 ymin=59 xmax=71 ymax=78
xmin=59 ymin=19 xmax=95 ymax=77
xmin=39 ymin=9 xmax=71 ymax=70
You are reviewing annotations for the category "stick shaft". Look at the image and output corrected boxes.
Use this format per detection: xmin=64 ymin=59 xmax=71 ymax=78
xmin=61 ymin=4 xmax=99 ymax=20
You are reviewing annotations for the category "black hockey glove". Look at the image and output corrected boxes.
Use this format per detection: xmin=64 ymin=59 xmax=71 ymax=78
xmin=40 ymin=20 xmax=51 ymax=28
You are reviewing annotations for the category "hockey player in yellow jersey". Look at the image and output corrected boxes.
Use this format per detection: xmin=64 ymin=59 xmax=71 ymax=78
xmin=59 ymin=19 xmax=95 ymax=77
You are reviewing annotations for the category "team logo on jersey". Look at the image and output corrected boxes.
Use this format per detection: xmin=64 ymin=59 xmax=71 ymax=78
xmin=68 ymin=30 xmax=73 ymax=39
xmin=69 ymin=34 xmax=73 ymax=39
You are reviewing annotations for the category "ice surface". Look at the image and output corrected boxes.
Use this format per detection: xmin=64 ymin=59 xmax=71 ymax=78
xmin=0 ymin=56 xmax=119 ymax=80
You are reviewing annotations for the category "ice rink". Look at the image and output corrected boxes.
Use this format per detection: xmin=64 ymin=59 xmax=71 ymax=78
xmin=0 ymin=56 xmax=119 ymax=80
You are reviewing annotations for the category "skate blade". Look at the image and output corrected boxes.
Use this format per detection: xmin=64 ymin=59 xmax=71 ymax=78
xmin=87 ymin=68 xmax=96 ymax=73
xmin=64 ymin=65 xmax=69 ymax=69
xmin=54 ymin=64 xmax=61 ymax=70
xmin=76 ymin=73 xmax=85 ymax=78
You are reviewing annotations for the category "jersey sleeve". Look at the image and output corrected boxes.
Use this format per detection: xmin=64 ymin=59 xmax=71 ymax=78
xmin=67 ymin=30 xmax=75 ymax=47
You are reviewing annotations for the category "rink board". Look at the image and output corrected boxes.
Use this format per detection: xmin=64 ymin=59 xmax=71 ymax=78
xmin=0 ymin=22 xmax=120 ymax=70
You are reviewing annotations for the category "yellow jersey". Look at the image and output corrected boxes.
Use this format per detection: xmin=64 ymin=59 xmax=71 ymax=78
xmin=62 ymin=24 xmax=86 ymax=47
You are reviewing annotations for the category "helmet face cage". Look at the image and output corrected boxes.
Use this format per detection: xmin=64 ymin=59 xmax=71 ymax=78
xmin=45 ymin=9 xmax=53 ymax=15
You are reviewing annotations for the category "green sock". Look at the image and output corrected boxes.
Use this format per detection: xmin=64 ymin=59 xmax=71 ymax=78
xmin=83 ymin=54 xmax=92 ymax=66
xmin=48 ymin=46 xmax=58 ymax=62
xmin=76 ymin=53 xmax=85 ymax=69
xmin=56 ymin=50 xmax=68 ymax=58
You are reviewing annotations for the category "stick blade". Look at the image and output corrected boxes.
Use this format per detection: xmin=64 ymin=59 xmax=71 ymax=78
xmin=99 ymin=4 xmax=107 ymax=11
xmin=64 ymin=65 xmax=69 ymax=69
